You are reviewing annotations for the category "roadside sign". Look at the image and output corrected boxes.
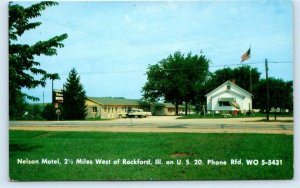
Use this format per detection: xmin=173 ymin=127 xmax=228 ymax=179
xmin=56 ymin=109 xmax=61 ymax=121
xmin=56 ymin=109 xmax=61 ymax=115
xmin=53 ymin=89 xmax=64 ymax=103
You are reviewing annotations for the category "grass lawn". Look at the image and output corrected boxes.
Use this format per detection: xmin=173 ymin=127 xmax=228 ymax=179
xmin=9 ymin=130 xmax=293 ymax=181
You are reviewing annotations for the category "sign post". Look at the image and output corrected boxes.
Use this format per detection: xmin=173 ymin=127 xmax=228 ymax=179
xmin=56 ymin=109 xmax=61 ymax=121
xmin=53 ymin=89 xmax=63 ymax=121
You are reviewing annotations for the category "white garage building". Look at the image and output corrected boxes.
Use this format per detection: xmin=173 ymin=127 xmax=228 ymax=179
xmin=205 ymin=80 xmax=253 ymax=114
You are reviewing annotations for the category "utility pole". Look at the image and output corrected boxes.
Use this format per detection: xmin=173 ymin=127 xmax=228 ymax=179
xmin=52 ymin=79 xmax=54 ymax=104
xmin=250 ymin=68 xmax=252 ymax=94
xmin=265 ymin=58 xmax=270 ymax=121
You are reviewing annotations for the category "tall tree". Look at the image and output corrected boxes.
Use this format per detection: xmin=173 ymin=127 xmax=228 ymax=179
xmin=63 ymin=68 xmax=87 ymax=120
xmin=233 ymin=66 xmax=260 ymax=92
xmin=9 ymin=2 xmax=68 ymax=119
xmin=201 ymin=65 xmax=260 ymax=105
xmin=142 ymin=51 xmax=210 ymax=115
xmin=203 ymin=66 xmax=292 ymax=112
xmin=204 ymin=65 xmax=260 ymax=94
xmin=254 ymin=78 xmax=293 ymax=112
xmin=41 ymin=103 xmax=57 ymax=120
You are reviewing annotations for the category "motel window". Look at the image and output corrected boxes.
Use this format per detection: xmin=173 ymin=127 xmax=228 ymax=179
xmin=108 ymin=108 xmax=110 ymax=113
xmin=104 ymin=107 xmax=107 ymax=112
xmin=115 ymin=107 xmax=117 ymax=111
xmin=219 ymin=101 xmax=231 ymax=106
xmin=92 ymin=107 xmax=97 ymax=113
xmin=112 ymin=107 xmax=114 ymax=113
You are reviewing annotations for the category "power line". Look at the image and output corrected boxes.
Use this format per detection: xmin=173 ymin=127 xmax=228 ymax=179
xmin=40 ymin=16 xmax=106 ymax=38
xmin=38 ymin=16 xmax=293 ymax=74
xmin=55 ymin=61 xmax=292 ymax=76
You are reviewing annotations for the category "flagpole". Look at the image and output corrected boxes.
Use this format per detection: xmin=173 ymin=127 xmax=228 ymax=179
xmin=240 ymin=46 xmax=252 ymax=114
xmin=250 ymin=67 xmax=252 ymax=93
xmin=249 ymin=45 xmax=252 ymax=95
xmin=265 ymin=58 xmax=270 ymax=121
xmin=241 ymin=45 xmax=252 ymax=94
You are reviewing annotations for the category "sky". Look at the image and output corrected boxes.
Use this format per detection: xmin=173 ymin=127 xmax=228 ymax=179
xmin=14 ymin=0 xmax=293 ymax=103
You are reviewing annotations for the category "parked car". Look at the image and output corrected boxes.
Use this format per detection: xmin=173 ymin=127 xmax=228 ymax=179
xmin=127 ymin=109 xmax=148 ymax=118
xmin=118 ymin=109 xmax=150 ymax=118
xmin=179 ymin=111 xmax=196 ymax=115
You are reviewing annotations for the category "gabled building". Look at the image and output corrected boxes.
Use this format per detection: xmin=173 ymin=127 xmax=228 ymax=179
xmin=205 ymin=80 xmax=253 ymax=113
xmin=86 ymin=97 xmax=149 ymax=119
xmin=85 ymin=97 xmax=185 ymax=119
xmin=151 ymin=102 xmax=185 ymax=116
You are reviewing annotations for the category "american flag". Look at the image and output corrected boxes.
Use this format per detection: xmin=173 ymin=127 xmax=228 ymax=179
xmin=241 ymin=48 xmax=251 ymax=63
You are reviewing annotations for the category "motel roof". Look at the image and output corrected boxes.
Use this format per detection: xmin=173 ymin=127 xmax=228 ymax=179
xmin=87 ymin=97 xmax=185 ymax=108
xmin=88 ymin=97 xmax=149 ymax=106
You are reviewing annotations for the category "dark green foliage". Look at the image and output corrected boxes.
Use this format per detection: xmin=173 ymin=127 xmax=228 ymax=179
xmin=204 ymin=65 xmax=260 ymax=96
xmin=42 ymin=104 xmax=57 ymax=120
xmin=142 ymin=51 xmax=210 ymax=115
xmin=9 ymin=90 xmax=28 ymax=119
xmin=9 ymin=2 xmax=68 ymax=119
xmin=197 ymin=66 xmax=260 ymax=106
xmin=203 ymin=65 xmax=293 ymax=112
xmin=23 ymin=104 xmax=43 ymax=120
xmin=233 ymin=66 xmax=260 ymax=91
xmin=63 ymin=68 xmax=87 ymax=120
xmin=254 ymin=78 xmax=293 ymax=112
xmin=143 ymin=53 xmax=292 ymax=114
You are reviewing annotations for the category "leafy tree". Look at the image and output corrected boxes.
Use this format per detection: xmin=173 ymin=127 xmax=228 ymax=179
xmin=234 ymin=66 xmax=260 ymax=90
xmin=24 ymin=104 xmax=43 ymax=120
xmin=199 ymin=65 xmax=260 ymax=108
xmin=208 ymin=67 xmax=235 ymax=88
xmin=204 ymin=66 xmax=292 ymax=113
xmin=42 ymin=103 xmax=56 ymax=120
xmin=142 ymin=64 xmax=165 ymax=103
xmin=205 ymin=65 xmax=260 ymax=94
xmin=63 ymin=68 xmax=87 ymax=120
xmin=9 ymin=2 xmax=68 ymax=119
xmin=9 ymin=90 xmax=28 ymax=119
xmin=142 ymin=51 xmax=210 ymax=115
xmin=42 ymin=103 xmax=63 ymax=120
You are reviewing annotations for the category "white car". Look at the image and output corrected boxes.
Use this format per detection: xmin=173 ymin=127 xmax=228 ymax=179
xmin=126 ymin=109 xmax=148 ymax=118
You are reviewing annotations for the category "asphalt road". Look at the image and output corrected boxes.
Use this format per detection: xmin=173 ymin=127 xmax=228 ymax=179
xmin=9 ymin=116 xmax=293 ymax=135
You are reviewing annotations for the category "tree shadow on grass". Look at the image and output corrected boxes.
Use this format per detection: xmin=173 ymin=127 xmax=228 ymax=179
xmin=9 ymin=143 xmax=42 ymax=152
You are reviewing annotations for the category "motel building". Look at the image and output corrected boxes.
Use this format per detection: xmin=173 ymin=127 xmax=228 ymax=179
xmin=85 ymin=97 xmax=185 ymax=119
xmin=205 ymin=80 xmax=253 ymax=115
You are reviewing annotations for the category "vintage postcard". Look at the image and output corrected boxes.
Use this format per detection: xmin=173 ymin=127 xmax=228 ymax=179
xmin=9 ymin=0 xmax=293 ymax=181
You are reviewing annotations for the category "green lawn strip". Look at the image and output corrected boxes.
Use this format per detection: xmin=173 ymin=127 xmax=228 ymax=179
xmin=9 ymin=130 xmax=293 ymax=181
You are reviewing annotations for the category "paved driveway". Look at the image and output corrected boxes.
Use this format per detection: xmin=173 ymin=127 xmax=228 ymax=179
xmin=9 ymin=116 xmax=293 ymax=135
